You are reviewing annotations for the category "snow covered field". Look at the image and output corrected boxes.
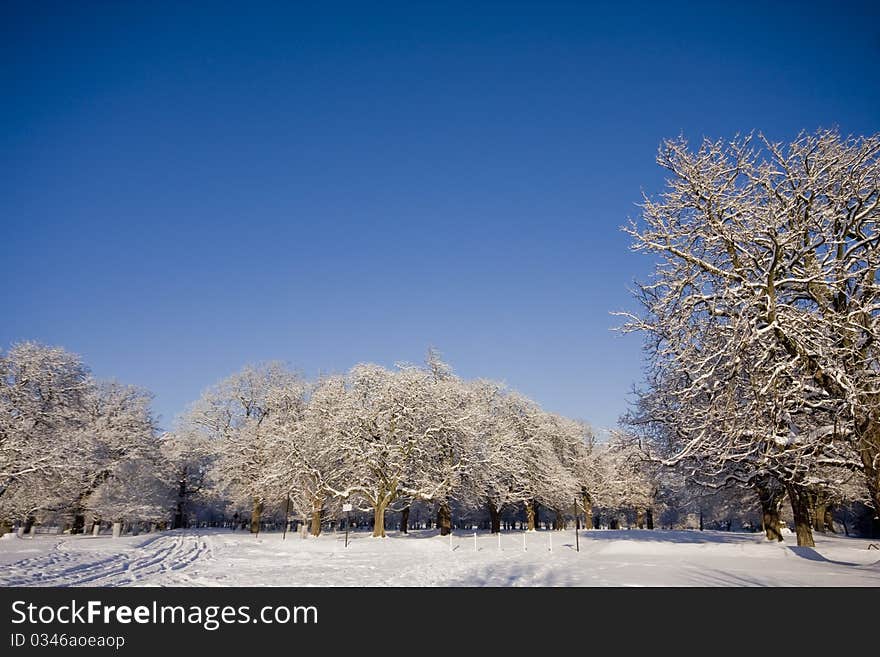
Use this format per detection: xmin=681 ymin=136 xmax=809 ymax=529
xmin=1 ymin=528 xmax=878 ymax=587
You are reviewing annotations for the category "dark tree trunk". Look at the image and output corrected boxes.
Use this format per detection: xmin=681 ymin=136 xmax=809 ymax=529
xmin=487 ymin=500 xmax=501 ymax=533
xmin=310 ymin=497 xmax=322 ymax=537
xmin=437 ymin=502 xmax=452 ymax=536
xmin=854 ymin=414 xmax=880 ymax=520
xmin=23 ymin=516 xmax=36 ymax=534
xmin=646 ymin=508 xmax=654 ymax=530
xmin=553 ymin=508 xmax=565 ymax=530
xmin=172 ymin=471 xmax=188 ymax=529
xmin=785 ymin=483 xmax=815 ymax=547
xmin=525 ymin=501 xmax=537 ymax=531
xmin=813 ymin=502 xmax=827 ymax=533
xmin=757 ymin=482 xmax=784 ymax=542
xmin=172 ymin=500 xmax=186 ymax=530
xmin=250 ymin=498 xmax=264 ymax=534
xmin=71 ymin=512 xmax=86 ymax=535
xmin=581 ymin=490 xmax=593 ymax=529
xmin=636 ymin=508 xmax=645 ymax=529
xmin=399 ymin=506 xmax=410 ymax=534
xmin=823 ymin=506 xmax=835 ymax=533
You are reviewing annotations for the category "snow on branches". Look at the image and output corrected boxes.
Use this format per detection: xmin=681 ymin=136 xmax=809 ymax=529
xmin=621 ymin=129 xmax=880 ymax=545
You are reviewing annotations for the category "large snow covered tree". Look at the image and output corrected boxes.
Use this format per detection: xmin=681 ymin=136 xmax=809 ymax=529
xmin=0 ymin=342 xmax=90 ymax=507
xmin=327 ymin=361 xmax=475 ymax=538
xmin=622 ymin=130 xmax=880 ymax=545
xmin=71 ymin=381 xmax=160 ymax=533
xmin=0 ymin=343 xmax=165 ymax=533
xmin=257 ymin=375 xmax=350 ymax=537
xmin=182 ymin=362 xmax=307 ymax=533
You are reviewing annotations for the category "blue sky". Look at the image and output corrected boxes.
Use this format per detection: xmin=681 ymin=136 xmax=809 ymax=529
xmin=2 ymin=1 xmax=878 ymax=434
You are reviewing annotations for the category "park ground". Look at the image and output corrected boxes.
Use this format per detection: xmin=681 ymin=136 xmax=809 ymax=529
xmin=1 ymin=527 xmax=878 ymax=587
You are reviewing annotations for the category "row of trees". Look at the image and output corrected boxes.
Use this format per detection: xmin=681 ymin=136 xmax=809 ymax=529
xmin=2 ymin=343 xmax=657 ymax=537
xmin=621 ymin=128 xmax=880 ymax=546
xmin=175 ymin=351 xmax=657 ymax=537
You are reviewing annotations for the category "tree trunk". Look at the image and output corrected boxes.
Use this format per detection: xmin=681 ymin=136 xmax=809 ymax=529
xmin=310 ymin=496 xmax=322 ymax=537
xmin=250 ymin=498 xmax=264 ymax=534
xmin=823 ymin=506 xmax=835 ymax=533
xmin=525 ymin=501 xmax=537 ymax=531
xmin=0 ymin=519 xmax=10 ymax=537
xmin=553 ymin=508 xmax=565 ymax=530
xmin=172 ymin=473 xmax=189 ymax=529
xmin=757 ymin=483 xmax=784 ymax=542
xmin=372 ymin=503 xmax=387 ymax=537
xmin=23 ymin=516 xmax=35 ymax=534
xmin=785 ymin=483 xmax=815 ymax=547
xmin=646 ymin=508 xmax=654 ymax=530
xmin=437 ymin=502 xmax=452 ymax=536
xmin=855 ymin=414 xmax=880 ymax=520
xmin=581 ymin=490 xmax=593 ymax=529
xmin=636 ymin=508 xmax=645 ymax=529
xmin=172 ymin=501 xmax=185 ymax=530
xmin=399 ymin=506 xmax=410 ymax=534
xmin=487 ymin=500 xmax=500 ymax=533
xmin=71 ymin=512 xmax=86 ymax=535
xmin=813 ymin=502 xmax=827 ymax=533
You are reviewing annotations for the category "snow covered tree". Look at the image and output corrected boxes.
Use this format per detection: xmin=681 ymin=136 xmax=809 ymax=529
xmin=326 ymin=361 xmax=474 ymax=537
xmin=0 ymin=342 xmax=90 ymax=511
xmin=622 ymin=129 xmax=880 ymax=545
xmin=257 ymin=375 xmax=350 ymax=536
xmin=69 ymin=381 xmax=159 ymax=533
xmin=87 ymin=455 xmax=174 ymax=531
xmin=0 ymin=343 xmax=165 ymax=534
xmin=182 ymin=362 xmax=306 ymax=533
xmin=160 ymin=429 xmax=214 ymax=529
xmin=589 ymin=433 xmax=656 ymax=528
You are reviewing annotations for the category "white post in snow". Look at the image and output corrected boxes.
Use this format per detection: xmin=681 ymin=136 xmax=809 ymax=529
xmin=473 ymin=531 xmax=477 ymax=552
xmin=549 ymin=532 xmax=553 ymax=552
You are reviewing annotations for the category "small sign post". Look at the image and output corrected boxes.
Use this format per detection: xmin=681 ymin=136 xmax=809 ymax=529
xmin=342 ymin=503 xmax=353 ymax=547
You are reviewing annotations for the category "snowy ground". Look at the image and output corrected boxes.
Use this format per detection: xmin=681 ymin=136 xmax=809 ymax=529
xmin=1 ymin=527 xmax=878 ymax=587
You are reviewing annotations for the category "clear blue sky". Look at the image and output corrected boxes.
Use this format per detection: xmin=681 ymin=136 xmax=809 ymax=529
xmin=2 ymin=1 xmax=878 ymax=434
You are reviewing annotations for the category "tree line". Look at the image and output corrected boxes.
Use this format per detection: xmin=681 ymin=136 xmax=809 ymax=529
xmin=1 ymin=344 xmax=656 ymax=537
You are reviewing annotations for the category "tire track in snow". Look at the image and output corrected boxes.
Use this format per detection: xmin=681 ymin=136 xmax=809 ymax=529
xmin=0 ymin=533 xmax=212 ymax=587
